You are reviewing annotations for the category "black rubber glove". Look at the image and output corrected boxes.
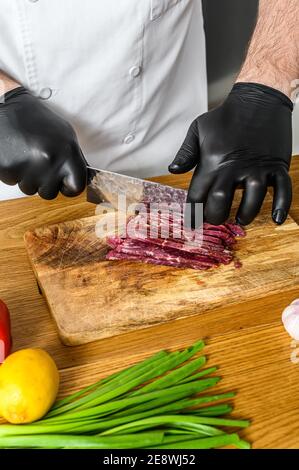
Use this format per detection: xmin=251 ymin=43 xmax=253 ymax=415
xmin=0 ymin=86 xmax=86 ymax=199
xmin=169 ymin=82 xmax=293 ymax=226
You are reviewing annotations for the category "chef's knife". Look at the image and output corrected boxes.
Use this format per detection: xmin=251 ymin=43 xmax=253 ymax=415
xmin=86 ymin=165 xmax=187 ymax=210
xmin=86 ymin=165 xmax=203 ymax=235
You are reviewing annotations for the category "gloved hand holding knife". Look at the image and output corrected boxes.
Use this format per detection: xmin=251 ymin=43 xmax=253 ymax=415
xmin=0 ymin=81 xmax=86 ymax=199
xmin=169 ymin=82 xmax=293 ymax=226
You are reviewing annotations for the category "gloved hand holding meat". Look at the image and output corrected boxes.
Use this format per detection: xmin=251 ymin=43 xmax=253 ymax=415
xmin=169 ymin=83 xmax=293 ymax=227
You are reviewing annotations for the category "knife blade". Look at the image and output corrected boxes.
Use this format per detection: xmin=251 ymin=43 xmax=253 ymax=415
xmin=87 ymin=166 xmax=203 ymax=238
xmin=86 ymin=165 xmax=187 ymax=210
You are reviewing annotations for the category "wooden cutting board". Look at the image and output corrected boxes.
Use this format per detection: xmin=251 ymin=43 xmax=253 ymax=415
xmin=24 ymin=195 xmax=299 ymax=345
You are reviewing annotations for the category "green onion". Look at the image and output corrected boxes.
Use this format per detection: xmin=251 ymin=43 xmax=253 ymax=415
xmin=48 ymin=341 xmax=204 ymax=418
xmin=177 ymin=366 xmax=218 ymax=384
xmin=48 ymin=350 xmax=177 ymax=417
xmin=41 ymin=378 xmax=218 ymax=424
xmin=150 ymin=433 xmax=244 ymax=449
xmin=129 ymin=355 xmax=206 ymax=396
xmin=0 ymin=432 xmax=165 ymax=449
xmin=0 ymin=340 xmax=250 ymax=449
xmin=52 ymin=350 xmax=168 ymax=411
xmin=104 ymin=391 xmax=234 ymax=420
xmin=190 ymin=404 xmax=233 ymax=416
xmin=100 ymin=415 xmax=249 ymax=436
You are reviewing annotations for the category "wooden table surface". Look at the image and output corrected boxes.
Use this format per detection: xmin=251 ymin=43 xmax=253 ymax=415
xmin=1 ymin=158 xmax=299 ymax=449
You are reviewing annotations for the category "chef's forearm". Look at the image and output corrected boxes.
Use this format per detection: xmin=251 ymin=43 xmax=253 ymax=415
xmin=0 ymin=71 xmax=20 ymax=95
xmin=237 ymin=0 xmax=299 ymax=98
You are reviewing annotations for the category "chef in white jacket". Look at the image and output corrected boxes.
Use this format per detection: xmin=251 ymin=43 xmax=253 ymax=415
xmin=0 ymin=0 xmax=207 ymax=200
xmin=0 ymin=0 xmax=297 ymax=227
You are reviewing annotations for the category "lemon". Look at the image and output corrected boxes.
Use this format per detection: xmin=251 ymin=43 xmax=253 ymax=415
xmin=0 ymin=348 xmax=59 ymax=424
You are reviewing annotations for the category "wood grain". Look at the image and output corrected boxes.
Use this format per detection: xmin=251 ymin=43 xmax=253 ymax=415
xmin=0 ymin=158 xmax=299 ymax=447
xmin=24 ymin=194 xmax=299 ymax=345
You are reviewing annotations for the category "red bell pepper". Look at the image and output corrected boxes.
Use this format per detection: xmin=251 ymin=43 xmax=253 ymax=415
xmin=0 ymin=299 xmax=12 ymax=363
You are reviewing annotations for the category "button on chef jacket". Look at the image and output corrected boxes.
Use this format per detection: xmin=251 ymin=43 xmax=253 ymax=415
xmin=0 ymin=0 xmax=207 ymax=200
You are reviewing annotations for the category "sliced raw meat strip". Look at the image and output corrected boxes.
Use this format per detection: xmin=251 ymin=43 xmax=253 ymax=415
xmin=109 ymin=238 xmax=219 ymax=268
xmin=106 ymin=251 xmax=212 ymax=270
xmin=115 ymin=234 xmax=233 ymax=263
xmin=105 ymin=209 xmax=245 ymax=271
xmin=225 ymin=222 xmax=246 ymax=237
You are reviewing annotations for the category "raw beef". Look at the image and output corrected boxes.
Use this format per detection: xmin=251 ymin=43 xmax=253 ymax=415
xmin=105 ymin=210 xmax=245 ymax=271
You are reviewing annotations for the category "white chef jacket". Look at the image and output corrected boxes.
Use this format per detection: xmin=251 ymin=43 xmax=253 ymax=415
xmin=0 ymin=0 xmax=207 ymax=200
